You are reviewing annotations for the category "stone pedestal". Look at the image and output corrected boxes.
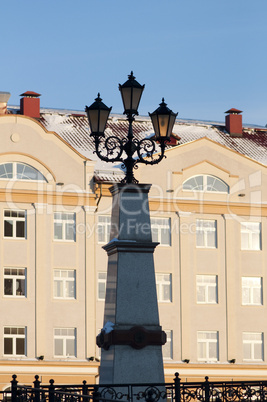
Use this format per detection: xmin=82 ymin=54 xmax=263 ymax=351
xmin=98 ymin=184 xmax=165 ymax=384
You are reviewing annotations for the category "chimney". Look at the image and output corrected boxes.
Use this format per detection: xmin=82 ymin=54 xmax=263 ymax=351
xmin=20 ymin=91 xmax=41 ymax=118
xmin=155 ymin=133 xmax=181 ymax=146
xmin=168 ymin=133 xmax=181 ymax=146
xmin=0 ymin=92 xmax=11 ymax=115
xmin=225 ymin=108 xmax=243 ymax=137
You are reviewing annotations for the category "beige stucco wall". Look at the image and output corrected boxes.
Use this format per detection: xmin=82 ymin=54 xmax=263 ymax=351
xmin=0 ymin=115 xmax=267 ymax=387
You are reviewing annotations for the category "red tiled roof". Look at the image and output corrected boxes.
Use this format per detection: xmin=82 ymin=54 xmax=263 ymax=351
xmin=40 ymin=114 xmax=153 ymax=156
xmin=39 ymin=111 xmax=267 ymax=182
xmin=94 ymin=171 xmax=124 ymax=183
xmin=175 ymin=125 xmax=267 ymax=165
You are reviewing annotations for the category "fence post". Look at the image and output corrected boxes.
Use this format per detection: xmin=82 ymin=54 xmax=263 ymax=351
xmin=34 ymin=375 xmax=41 ymax=402
xmin=174 ymin=373 xmax=181 ymax=402
xmin=11 ymin=375 xmax=18 ymax=402
xmin=82 ymin=381 xmax=88 ymax=396
xmin=49 ymin=379 xmax=55 ymax=402
xmin=92 ymin=386 xmax=100 ymax=402
xmin=204 ymin=377 xmax=210 ymax=402
xmin=82 ymin=380 xmax=88 ymax=402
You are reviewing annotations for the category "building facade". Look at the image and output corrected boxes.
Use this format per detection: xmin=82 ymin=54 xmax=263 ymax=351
xmin=0 ymin=91 xmax=267 ymax=388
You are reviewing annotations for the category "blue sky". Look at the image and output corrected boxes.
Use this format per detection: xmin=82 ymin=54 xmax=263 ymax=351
xmin=2 ymin=0 xmax=267 ymax=126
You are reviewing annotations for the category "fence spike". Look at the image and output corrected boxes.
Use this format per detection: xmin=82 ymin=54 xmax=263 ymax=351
xmin=11 ymin=375 xmax=18 ymax=402
xmin=174 ymin=371 xmax=181 ymax=402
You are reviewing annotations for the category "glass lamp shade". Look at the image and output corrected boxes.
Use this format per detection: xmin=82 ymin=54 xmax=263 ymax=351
xmin=149 ymin=98 xmax=178 ymax=141
xmin=119 ymin=71 xmax=145 ymax=115
xmin=85 ymin=93 xmax=112 ymax=136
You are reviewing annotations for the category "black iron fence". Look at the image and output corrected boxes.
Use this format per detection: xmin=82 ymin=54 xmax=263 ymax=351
xmin=1 ymin=373 xmax=267 ymax=402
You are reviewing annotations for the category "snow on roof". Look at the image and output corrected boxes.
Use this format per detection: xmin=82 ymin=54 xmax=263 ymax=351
xmin=8 ymin=106 xmax=267 ymax=182
xmin=39 ymin=112 xmax=154 ymax=181
xmin=94 ymin=170 xmax=125 ymax=183
xmin=173 ymin=124 xmax=267 ymax=166
xmin=38 ymin=109 xmax=267 ymax=181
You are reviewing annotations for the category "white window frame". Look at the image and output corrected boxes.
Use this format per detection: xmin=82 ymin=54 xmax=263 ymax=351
xmin=151 ymin=217 xmax=171 ymax=246
xmin=4 ymin=210 xmax=26 ymax=239
xmin=243 ymin=332 xmax=264 ymax=361
xmin=98 ymin=216 xmax=111 ymax=244
xmin=4 ymin=327 xmax=26 ymax=356
xmin=241 ymin=222 xmax=261 ymax=251
xmin=4 ymin=268 xmax=26 ymax=297
xmin=54 ymin=328 xmax=76 ymax=358
xmin=183 ymin=175 xmax=229 ymax=193
xmin=162 ymin=330 xmax=173 ymax=359
xmin=53 ymin=269 xmax=76 ymax=299
xmin=156 ymin=273 xmax=172 ymax=302
xmin=0 ymin=162 xmax=47 ymax=182
xmin=196 ymin=275 xmax=218 ymax=304
xmin=242 ymin=277 xmax=262 ymax=306
xmin=196 ymin=219 xmax=217 ymax=248
xmin=98 ymin=272 xmax=107 ymax=300
xmin=54 ymin=212 xmax=76 ymax=242
xmin=197 ymin=331 xmax=219 ymax=362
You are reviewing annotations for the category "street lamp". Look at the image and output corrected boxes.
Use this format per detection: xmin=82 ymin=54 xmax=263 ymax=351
xmin=85 ymin=73 xmax=178 ymax=385
xmin=85 ymin=72 xmax=178 ymax=184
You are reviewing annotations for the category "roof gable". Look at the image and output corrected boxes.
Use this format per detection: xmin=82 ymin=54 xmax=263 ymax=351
xmin=165 ymin=136 xmax=267 ymax=170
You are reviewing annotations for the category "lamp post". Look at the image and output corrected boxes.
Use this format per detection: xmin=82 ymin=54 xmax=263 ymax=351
xmin=86 ymin=73 xmax=177 ymax=385
xmin=85 ymin=71 xmax=177 ymax=184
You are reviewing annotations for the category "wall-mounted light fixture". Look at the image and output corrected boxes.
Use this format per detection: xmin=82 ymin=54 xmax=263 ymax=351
xmin=229 ymin=358 xmax=236 ymax=364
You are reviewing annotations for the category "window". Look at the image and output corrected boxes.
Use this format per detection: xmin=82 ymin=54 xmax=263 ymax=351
xmin=241 ymin=222 xmax=261 ymax=250
xmin=4 ymin=268 xmax=26 ymax=297
xmin=242 ymin=277 xmax=262 ymax=305
xmin=197 ymin=331 xmax=218 ymax=362
xmin=162 ymin=330 xmax=173 ymax=359
xmin=4 ymin=210 xmax=26 ymax=239
xmin=197 ymin=275 xmax=218 ymax=304
xmin=54 ymin=328 xmax=76 ymax=357
xmin=243 ymin=332 xmax=263 ymax=361
xmin=98 ymin=216 xmax=111 ymax=243
xmin=196 ymin=219 xmax=217 ymax=248
xmin=98 ymin=272 xmax=107 ymax=300
xmin=4 ymin=327 xmax=26 ymax=356
xmin=54 ymin=213 xmax=76 ymax=241
xmin=156 ymin=273 xmax=172 ymax=302
xmin=151 ymin=218 xmax=171 ymax=246
xmin=54 ymin=270 xmax=76 ymax=299
xmin=0 ymin=162 xmax=47 ymax=181
xmin=183 ymin=175 xmax=228 ymax=193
